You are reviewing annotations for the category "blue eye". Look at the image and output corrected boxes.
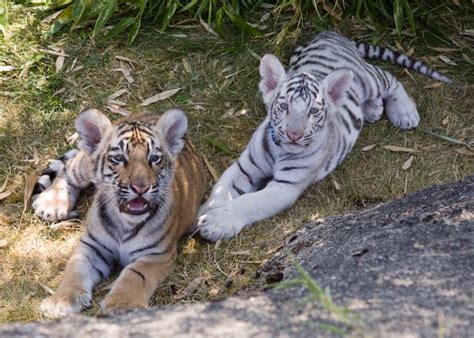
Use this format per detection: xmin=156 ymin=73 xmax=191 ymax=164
xmin=309 ymin=107 xmax=319 ymax=115
xmin=279 ymin=103 xmax=288 ymax=110
xmin=111 ymin=155 xmax=126 ymax=163
xmin=149 ymin=155 xmax=162 ymax=163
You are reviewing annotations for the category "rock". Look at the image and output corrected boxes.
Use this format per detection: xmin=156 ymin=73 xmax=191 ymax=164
xmin=1 ymin=176 xmax=473 ymax=337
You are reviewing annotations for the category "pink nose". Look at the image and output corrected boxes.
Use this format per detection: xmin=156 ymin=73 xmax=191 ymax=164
xmin=286 ymin=131 xmax=303 ymax=142
xmin=131 ymin=184 xmax=150 ymax=194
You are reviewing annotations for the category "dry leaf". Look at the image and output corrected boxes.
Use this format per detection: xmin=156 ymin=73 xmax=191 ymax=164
xmin=202 ymin=154 xmax=218 ymax=181
xmin=40 ymin=283 xmax=55 ymax=295
xmin=0 ymin=65 xmax=15 ymax=72
xmin=230 ymin=250 xmax=251 ymax=256
xmin=214 ymin=239 xmax=222 ymax=250
xmin=33 ymin=148 xmax=40 ymax=165
xmin=114 ymin=67 xmax=134 ymax=84
xmin=55 ymin=55 xmax=65 ymax=73
xmin=67 ymin=132 xmax=79 ymax=145
xmin=428 ymin=47 xmax=458 ymax=53
xmin=199 ymin=18 xmax=218 ymax=37
xmin=442 ymin=116 xmax=449 ymax=125
xmin=361 ymin=144 xmax=377 ymax=152
xmin=50 ymin=220 xmax=82 ymax=231
xmin=40 ymin=9 xmax=63 ymax=24
xmin=402 ymin=155 xmax=414 ymax=170
xmin=182 ymin=58 xmax=191 ymax=73
xmin=332 ymin=179 xmax=341 ymax=191
xmin=115 ymin=55 xmax=138 ymax=65
xmin=0 ymin=174 xmax=9 ymax=193
xmin=429 ymin=169 xmax=441 ymax=177
xmin=66 ymin=57 xmax=78 ymax=73
xmin=423 ymin=82 xmax=444 ymax=89
xmin=109 ymin=89 xmax=128 ymax=100
xmin=456 ymin=148 xmax=474 ymax=156
xmin=0 ymin=239 xmax=8 ymax=249
xmin=106 ymin=105 xmax=130 ymax=116
xmin=395 ymin=41 xmax=405 ymax=52
xmin=54 ymin=87 xmax=66 ymax=96
xmin=438 ymin=55 xmax=458 ymax=66
xmin=174 ymin=277 xmax=204 ymax=299
xmin=383 ymin=145 xmax=418 ymax=153
xmin=235 ymin=108 xmax=249 ymax=116
xmin=0 ymin=190 xmax=12 ymax=200
xmin=23 ymin=172 xmax=39 ymax=213
xmin=140 ymin=88 xmax=181 ymax=106
xmin=38 ymin=48 xmax=69 ymax=57
xmin=107 ymin=99 xmax=127 ymax=106
xmin=71 ymin=65 xmax=84 ymax=73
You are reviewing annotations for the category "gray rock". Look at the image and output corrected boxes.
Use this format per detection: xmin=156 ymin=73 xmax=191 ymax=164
xmin=1 ymin=175 xmax=473 ymax=337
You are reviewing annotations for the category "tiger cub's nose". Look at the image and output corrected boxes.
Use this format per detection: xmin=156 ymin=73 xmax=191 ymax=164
xmin=131 ymin=184 xmax=150 ymax=194
xmin=286 ymin=131 xmax=304 ymax=142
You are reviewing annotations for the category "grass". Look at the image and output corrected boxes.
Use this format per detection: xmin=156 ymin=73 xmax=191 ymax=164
xmin=0 ymin=3 xmax=473 ymax=323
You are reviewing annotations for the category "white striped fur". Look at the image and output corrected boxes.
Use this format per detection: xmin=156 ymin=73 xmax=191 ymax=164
xmin=198 ymin=31 xmax=451 ymax=241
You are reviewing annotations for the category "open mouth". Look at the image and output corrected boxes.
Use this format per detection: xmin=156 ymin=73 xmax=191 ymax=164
xmin=121 ymin=197 xmax=149 ymax=215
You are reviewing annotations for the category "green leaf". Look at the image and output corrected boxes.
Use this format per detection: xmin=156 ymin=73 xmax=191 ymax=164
xmin=72 ymin=0 xmax=86 ymax=24
xmin=137 ymin=0 xmax=148 ymax=17
xmin=214 ymin=7 xmax=225 ymax=37
xmin=195 ymin=0 xmax=209 ymax=18
xmin=104 ymin=16 xmax=134 ymax=40
xmin=180 ymin=0 xmax=198 ymax=13
xmin=46 ymin=5 xmax=73 ymax=37
xmin=93 ymin=0 xmax=117 ymax=38
xmin=223 ymin=3 xmax=262 ymax=36
xmin=402 ymin=0 xmax=416 ymax=33
xmin=0 ymin=0 xmax=8 ymax=37
xmin=393 ymin=0 xmax=403 ymax=35
xmin=160 ymin=0 xmax=178 ymax=32
xmin=127 ymin=17 xmax=141 ymax=45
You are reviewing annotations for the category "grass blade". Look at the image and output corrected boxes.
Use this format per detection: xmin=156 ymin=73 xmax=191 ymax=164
xmin=72 ymin=0 xmax=86 ymax=24
xmin=127 ymin=17 xmax=141 ymax=46
xmin=105 ymin=16 xmax=135 ymax=40
xmin=93 ymin=0 xmax=117 ymax=38
xmin=0 ymin=0 xmax=7 ymax=37
xmin=223 ymin=2 xmax=262 ymax=36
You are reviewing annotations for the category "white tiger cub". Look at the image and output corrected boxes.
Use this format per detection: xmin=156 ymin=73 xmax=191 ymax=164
xmin=198 ymin=31 xmax=451 ymax=241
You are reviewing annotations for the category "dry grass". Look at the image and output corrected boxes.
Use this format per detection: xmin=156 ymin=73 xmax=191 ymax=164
xmin=0 ymin=6 xmax=473 ymax=323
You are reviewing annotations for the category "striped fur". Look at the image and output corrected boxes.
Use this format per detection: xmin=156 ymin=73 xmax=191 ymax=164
xmin=36 ymin=108 xmax=206 ymax=317
xmin=198 ymin=31 xmax=451 ymax=241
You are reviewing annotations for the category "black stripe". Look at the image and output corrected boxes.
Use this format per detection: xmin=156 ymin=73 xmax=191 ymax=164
xmin=97 ymin=196 xmax=121 ymax=242
xmin=85 ymin=255 xmax=105 ymax=280
xmin=341 ymin=104 xmax=362 ymax=130
xmin=232 ymin=182 xmax=245 ymax=196
xmin=129 ymin=268 xmax=145 ymax=283
xmin=87 ymin=232 xmax=115 ymax=256
xmin=32 ymin=183 xmax=46 ymax=196
xmin=281 ymin=165 xmax=309 ymax=171
xmin=236 ymin=160 xmax=253 ymax=185
xmin=129 ymin=225 xmax=172 ymax=256
xmin=248 ymin=148 xmax=264 ymax=174
xmin=80 ymin=239 xmax=111 ymax=266
xmin=123 ymin=220 xmax=148 ymax=242
xmin=274 ymin=179 xmax=296 ymax=185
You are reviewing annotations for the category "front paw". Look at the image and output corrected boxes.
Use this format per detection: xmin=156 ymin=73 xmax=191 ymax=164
xmin=198 ymin=204 xmax=245 ymax=241
xmin=32 ymin=183 xmax=76 ymax=221
xmin=100 ymin=292 xmax=148 ymax=314
xmin=39 ymin=287 xmax=91 ymax=318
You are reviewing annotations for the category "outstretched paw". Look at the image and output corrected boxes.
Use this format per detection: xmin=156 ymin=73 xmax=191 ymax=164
xmin=39 ymin=287 xmax=91 ymax=319
xmin=100 ymin=292 xmax=147 ymax=314
xmin=384 ymin=92 xmax=420 ymax=130
xmin=198 ymin=204 xmax=245 ymax=242
xmin=32 ymin=179 xmax=78 ymax=221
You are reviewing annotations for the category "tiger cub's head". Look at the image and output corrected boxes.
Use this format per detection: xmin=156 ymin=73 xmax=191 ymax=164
xmin=75 ymin=108 xmax=187 ymax=223
xmin=259 ymin=54 xmax=353 ymax=152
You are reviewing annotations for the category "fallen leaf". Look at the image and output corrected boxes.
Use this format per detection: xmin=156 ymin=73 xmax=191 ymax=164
xmin=428 ymin=47 xmax=458 ymax=53
xmin=383 ymin=145 xmax=418 ymax=153
xmin=428 ymin=169 xmax=441 ymax=177
xmin=67 ymin=132 xmax=79 ymax=145
xmin=50 ymin=220 xmax=82 ymax=231
xmin=23 ymin=172 xmax=39 ymax=213
xmin=0 ymin=174 xmax=9 ymax=193
xmin=361 ymin=144 xmax=377 ymax=152
xmin=199 ymin=18 xmax=218 ymax=37
xmin=202 ymin=154 xmax=218 ymax=181
xmin=214 ymin=239 xmax=222 ymax=250
xmin=109 ymin=88 xmax=128 ymax=100
xmin=456 ymin=148 xmax=474 ymax=156
xmin=115 ymin=55 xmax=138 ymax=65
xmin=55 ymin=55 xmax=65 ymax=73
xmin=54 ymin=87 xmax=66 ymax=96
xmin=66 ymin=57 xmax=78 ymax=73
xmin=230 ymin=250 xmax=251 ymax=256
xmin=438 ymin=55 xmax=458 ymax=66
xmin=33 ymin=148 xmax=40 ymax=165
xmin=395 ymin=41 xmax=405 ymax=52
xmin=0 ymin=190 xmax=12 ymax=200
xmin=106 ymin=99 xmax=127 ymax=106
xmin=182 ymin=58 xmax=191 ymax=73
xmin=423 ymin=82 xmax=444 ymax=89
xmin=402 ymin=155 xmax=414 ymax=170
xmin=140 ymin=88 xmax=181 ymax=106
xmin=0 ymin=239 xmax=8 ymax=248
xmin=38 ymin=48 xmax=69 ymax=57
xmin=113 ymin=67 xmax=134 ymax=84
xmin=174 ymin=277 xmax=204 ymax=299
xmin=40 ymin=9 xmax=63 ymax=24
xmin=442 ymin=116 xmax=449 ymax=125
xmin=106 ymin=105 xmax=130 ymax=116
xmin=332 ymin=178 xmax=341 ymax=191
xmin=0 ymin=65 xmax=15 ymax=72
xmin=234 ymin=108 xmax=249 ymax=117
xmin=39 ymin=283 xmax=55 ymax=295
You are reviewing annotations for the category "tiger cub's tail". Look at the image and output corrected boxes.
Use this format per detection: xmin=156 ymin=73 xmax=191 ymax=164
xmin=32 ymin=149 xmax=79 ymax=201
xmin=356 ymin=41 xmax=452 ymax=84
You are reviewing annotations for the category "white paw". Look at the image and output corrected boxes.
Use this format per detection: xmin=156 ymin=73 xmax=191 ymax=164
xmin=198 ymin=204 xmax=245 ymax=242
xmin=362 ymin=98 xmax=384 ymax=123
xmin=39 ymin=288 xmax=91 ymax=319
xmin=384 ymin=93 xmax=420 ymax=130
xmin=32 ymin=181 xmax=76 ymax=221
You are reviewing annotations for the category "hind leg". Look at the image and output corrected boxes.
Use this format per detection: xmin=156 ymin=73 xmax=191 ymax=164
xmin=361 ymin=98 xmax=384 ymax=124
xmin=378 ymin=69 xmax=419 ymax=129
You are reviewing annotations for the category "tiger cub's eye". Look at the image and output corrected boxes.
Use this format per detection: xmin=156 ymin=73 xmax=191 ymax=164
xmin=149 ymin=155 xmax=162 ymax=163
xmin=112 ymin=155 xmax=126 ymax=163
xmin=279 ymin=103 xmax=289 ymax=110
xmin=309 ymin=107 xmax=319 ymax=115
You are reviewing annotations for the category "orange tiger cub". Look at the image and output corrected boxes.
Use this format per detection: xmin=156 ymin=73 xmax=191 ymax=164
xmin=36 ymin=108 xmax=206 ymax=317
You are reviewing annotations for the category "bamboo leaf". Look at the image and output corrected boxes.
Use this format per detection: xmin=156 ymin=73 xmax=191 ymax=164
xmin=180 ymin=0 xmax=198 ymax=13
xmin=47 ymin=6 xmax=73 ymax=36
xmin=72 ymin=0 xmax=86 ymax=24
xmin=126 ymin=17 xmax=141 ymax=45
xmin=402 ymin=0 xmax=416 ymax=33
xmin=104 ymin=17 xmax=134 ymax=40
xmin=223 ymin=3 xmax=262 ymax=36
xmin=160 ymin=0 xmax=178 ymax=32
xmin=93 ymin=0 xmax=117 ymax=38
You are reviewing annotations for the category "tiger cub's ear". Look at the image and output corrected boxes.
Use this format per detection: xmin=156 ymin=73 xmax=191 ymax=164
xmin=156 ymin=109 xmax=188 ymax=157
xmin=75 ymin=109 xmax=112 ymax=155
xmin=322 ymin=69 xmax=353 ymax=108
xmin=259 ymin=54 xmax=286 ymax=105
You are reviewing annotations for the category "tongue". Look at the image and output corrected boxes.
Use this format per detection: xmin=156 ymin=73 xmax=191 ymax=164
xmin=126 ymin=197 xmax=148 ymax=212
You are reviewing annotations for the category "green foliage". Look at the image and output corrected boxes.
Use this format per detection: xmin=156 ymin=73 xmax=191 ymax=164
xmin=0 ymin=0 xmax=7 ymax=37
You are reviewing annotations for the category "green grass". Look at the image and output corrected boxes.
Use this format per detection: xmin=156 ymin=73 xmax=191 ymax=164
xmin=0 ymin=3 xmax=473 ymax=323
